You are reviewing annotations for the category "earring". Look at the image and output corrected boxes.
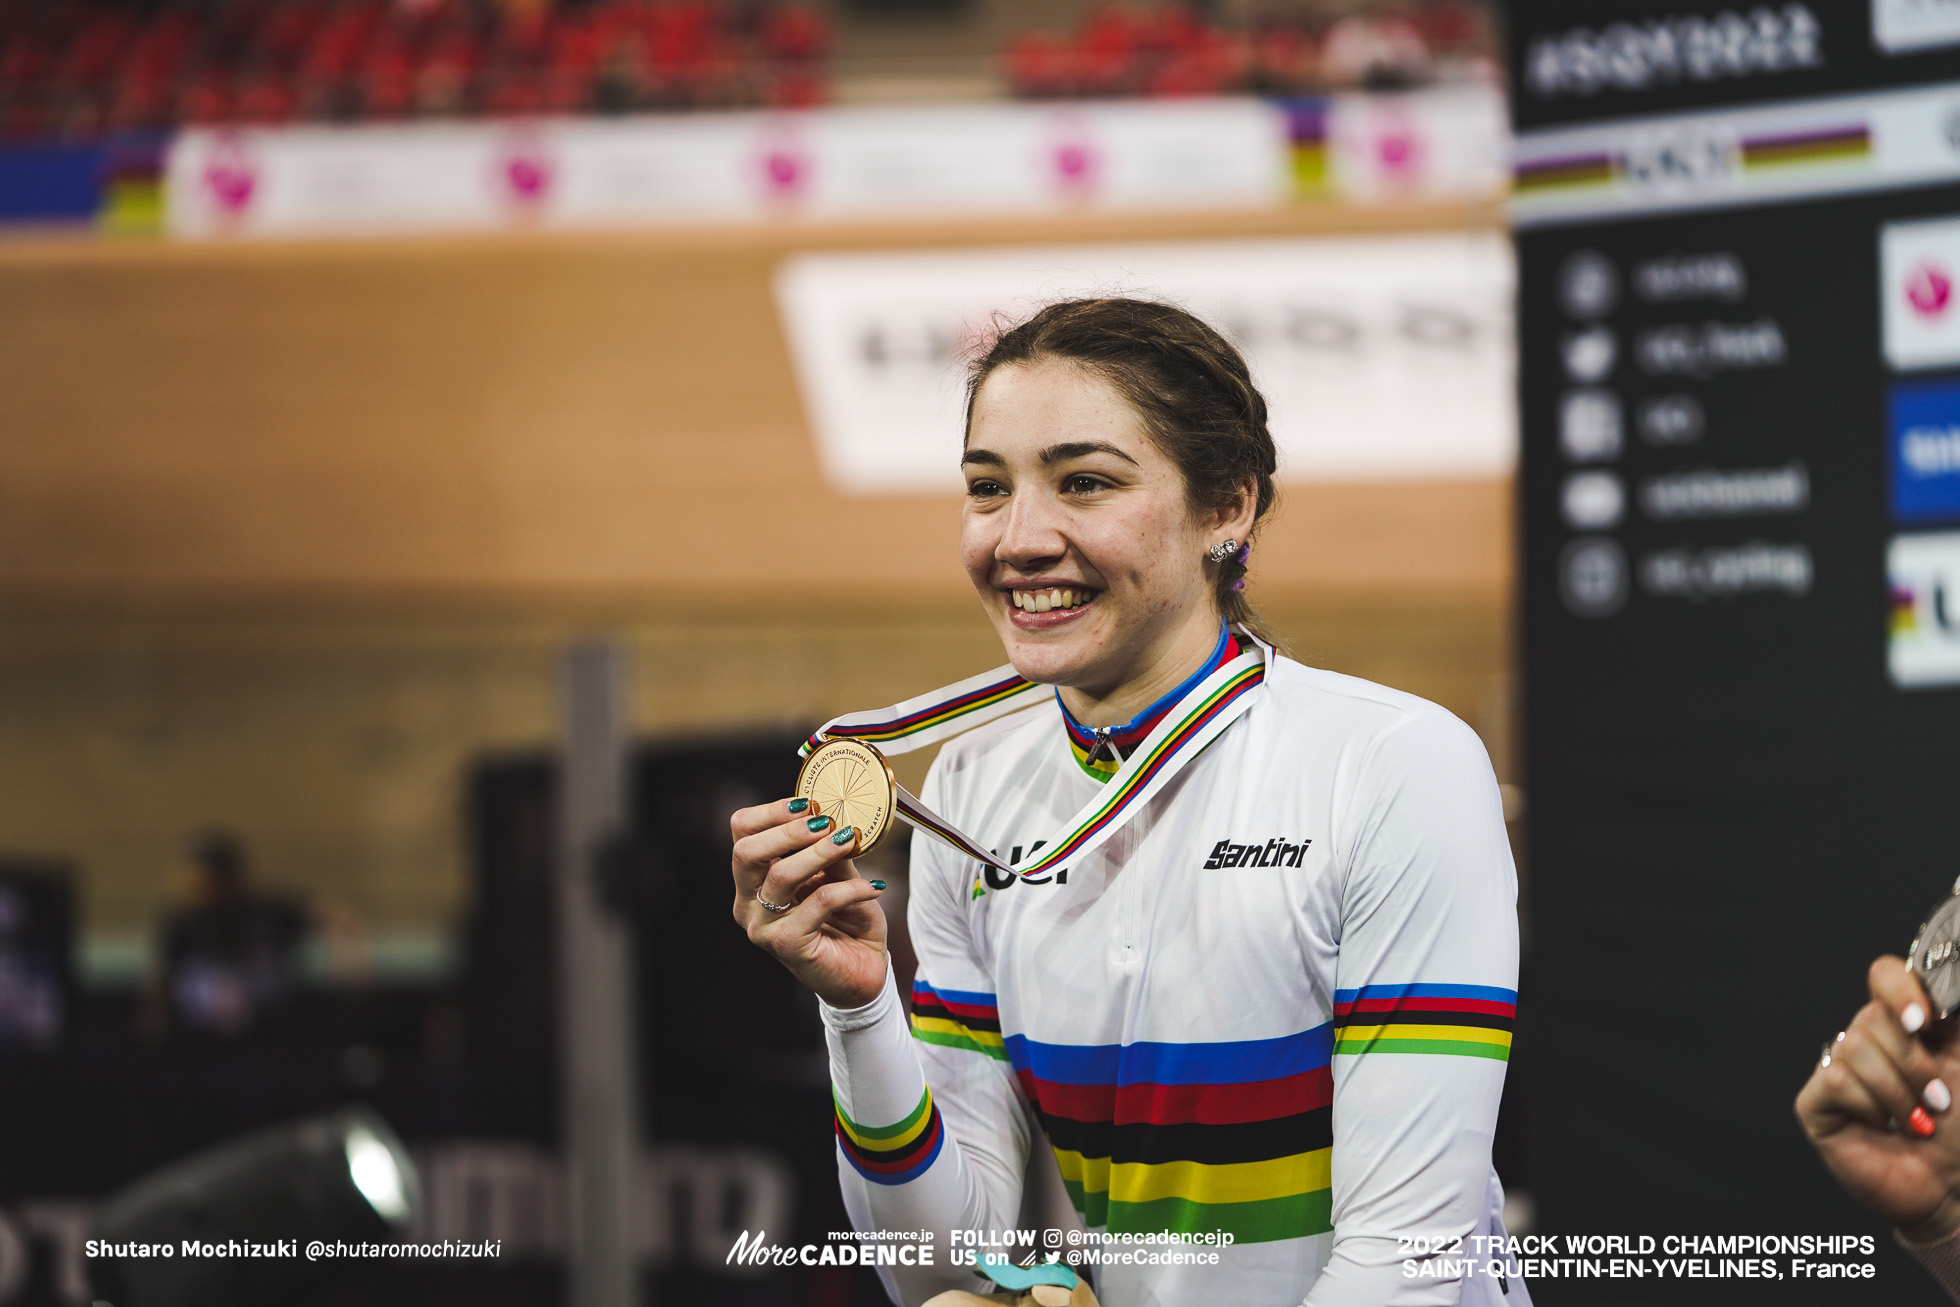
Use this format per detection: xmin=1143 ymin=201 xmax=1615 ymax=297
xmin=1207 ymin=539 xmax=1238 ymax=563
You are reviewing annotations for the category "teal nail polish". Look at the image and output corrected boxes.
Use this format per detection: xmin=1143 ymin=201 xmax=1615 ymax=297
xmin=831 ymin=826 xmax=856 ymax=846
xmin=787 ymin=797 xmax=809 ymax=814
xmin=806 ymin=815 xmax=831 ymax=832
xmin=869 ymin=880 xmax=887 ymax=890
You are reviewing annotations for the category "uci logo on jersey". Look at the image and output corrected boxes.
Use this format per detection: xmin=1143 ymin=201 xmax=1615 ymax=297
xmin=975 ymin=842 xmax=1067 ymax=894
xmin=1203 ymin=836 xmax=1311 ymax=869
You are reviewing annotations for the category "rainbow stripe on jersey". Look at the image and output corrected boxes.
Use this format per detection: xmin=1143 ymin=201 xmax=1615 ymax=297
xmin=1332 ymin=984 xmax=1516 ymax=1061
xmin=835 ymin=1085 xmax=945 ymax=1186
xmin=1007 ymin=1026 xmax=1335 ymax=1245
xmin=909 ymin=979 xmax=1007 ymax=1062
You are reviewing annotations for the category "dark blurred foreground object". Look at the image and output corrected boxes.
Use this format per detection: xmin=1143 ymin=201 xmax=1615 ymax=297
xmin=0 ymin=859 xmax=75 ymax=1053
xmin=463 ymin=728 xmax=887 ymax=1302
xmin=87 ymin=1105 xmax=419 ymax=1307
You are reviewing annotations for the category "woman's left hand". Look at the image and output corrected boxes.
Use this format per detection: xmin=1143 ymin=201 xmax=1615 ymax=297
xmin=729 ymin=798 xmax=889 ymax=1009
xmin=1797 ymin=956 xmax=1960 ymax=1243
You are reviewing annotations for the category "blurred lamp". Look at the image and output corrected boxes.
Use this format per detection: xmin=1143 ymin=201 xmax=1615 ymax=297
xmin=87 ymin=1106 xmax=419 ymax=1307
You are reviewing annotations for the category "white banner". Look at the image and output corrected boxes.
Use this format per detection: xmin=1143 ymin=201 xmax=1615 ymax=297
xmin=162 ymin=87 xmax=1505 ymax=239
xmin=164 ymin=101 xmax=1291 ymax=238
xmin=1326 ymin=83 xmax=1508 ymax=204
xmin=772 ymin=232 xmax=1515 ymax=493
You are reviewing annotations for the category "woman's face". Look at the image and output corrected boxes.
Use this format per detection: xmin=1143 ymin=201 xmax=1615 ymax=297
xmin=961 ymin=358 xmax=1224 ymax=697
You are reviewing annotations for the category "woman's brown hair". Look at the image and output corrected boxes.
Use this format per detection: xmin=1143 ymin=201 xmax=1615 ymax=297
xmin=964 ymin=297 xmax=1280 ymax=642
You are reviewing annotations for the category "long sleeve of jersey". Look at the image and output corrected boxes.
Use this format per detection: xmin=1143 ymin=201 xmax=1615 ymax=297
xmin=1306 ymin=709 xmax=1520 ymax=1307
xmin=820 ymin=767 xmax=1032 ymax=1307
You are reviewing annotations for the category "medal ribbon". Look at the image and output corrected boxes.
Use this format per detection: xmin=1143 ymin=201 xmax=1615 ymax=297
xmin=800 ymin=634 xmax=1271 ymax=880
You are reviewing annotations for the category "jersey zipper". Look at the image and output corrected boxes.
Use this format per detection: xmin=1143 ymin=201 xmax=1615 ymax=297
xmin=1091 ymin=726 xmax=1124 ymax=768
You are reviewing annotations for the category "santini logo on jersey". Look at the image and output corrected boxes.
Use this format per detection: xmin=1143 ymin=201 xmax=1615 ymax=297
xmin=1203 ymin=836 xmax=1311 ymax=869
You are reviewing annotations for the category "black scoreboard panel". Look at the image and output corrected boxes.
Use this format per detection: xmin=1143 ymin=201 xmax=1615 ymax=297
xmin=1513 ymin=2 xmax=1960 ymax=1301
xmin=1507 ymin=0 xmax=1960 ymax=131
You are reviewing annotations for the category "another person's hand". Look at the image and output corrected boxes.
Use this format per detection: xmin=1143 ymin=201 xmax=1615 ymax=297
xmin=1797 ymin=956 xmax=1960 ymax=1243
xmin=730 ymin=798 xmax=888 ymax=1009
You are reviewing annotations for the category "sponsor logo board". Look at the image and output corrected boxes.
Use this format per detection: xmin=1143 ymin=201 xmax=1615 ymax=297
xmin=1889 ymin=530 xmax=1960 ymax=686
xmin=773 ymin=233 xmax=1516 ymax=493
xmin=1890 ymin=378 xmax=1960 ymax=521
xmin=1881 ymin=216 xmax=1960 ymax=370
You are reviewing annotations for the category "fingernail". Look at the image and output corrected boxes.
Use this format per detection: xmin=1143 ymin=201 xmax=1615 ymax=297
xmin=831 ymin=826 xmax=856 ymax=846
xmin=1929 ymin=1079 xmax=1953 ymax=1113
xmin=1912 ymin=1105 xmax=1937 ymax=1137
xmin=787 ymin=797 xmax=809 ymax=814
xmin=1906 ymin=1003 xmax=1928 ymax=1033
xmin=806 ymin=815 xmax=831 ymax=832
xmin=869 ymin=880 xmax=886 ymax=890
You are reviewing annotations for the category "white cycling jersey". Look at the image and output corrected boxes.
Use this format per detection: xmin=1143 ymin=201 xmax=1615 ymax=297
xmin=821 ymin=648 xmax=1529 ymax=1307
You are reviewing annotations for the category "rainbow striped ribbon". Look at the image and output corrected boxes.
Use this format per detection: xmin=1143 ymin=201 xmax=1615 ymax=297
xmin=800 ymin=634 xmax=1271 ymax=881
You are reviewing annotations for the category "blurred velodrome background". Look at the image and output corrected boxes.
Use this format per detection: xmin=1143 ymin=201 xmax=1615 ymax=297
xmin=0 ymin=2 xmax=1518 ymax=1302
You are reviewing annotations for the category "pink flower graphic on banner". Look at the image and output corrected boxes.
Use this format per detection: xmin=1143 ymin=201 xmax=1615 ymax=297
xmin=1054 ymin=142 xmax=1097 ymax=186
xmin=755 ymin=120 xmax=811 ymax=202
xmin=1045 ymin=112 xmax=1100 ymax=198
xmin=762 ymin=145 xmax=806 ymax=196
xmin=1907 ymin=260 xmax=1953 ymax=319
xmin=202 ymin=133 xmax=258 ymax=215
xmin=496 ymin=128 xmax=556 ymax=210
xmin=1376 ymin=126 xmax=1421 ymax=175
xmin=506 ymin=153 xmax=549 ymax=200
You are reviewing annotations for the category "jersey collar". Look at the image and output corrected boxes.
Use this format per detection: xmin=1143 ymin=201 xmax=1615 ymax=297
xmin=1058 ymin=621 xmax=1238 ymax=782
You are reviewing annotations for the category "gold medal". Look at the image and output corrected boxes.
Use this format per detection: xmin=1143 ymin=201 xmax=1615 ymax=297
xmin=795 ymin=737 xmax=897 ymax=856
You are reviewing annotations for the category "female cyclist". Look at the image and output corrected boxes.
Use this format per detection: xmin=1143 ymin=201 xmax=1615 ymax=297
xmin=731 ymin=298 xmax=1525 ymax=1307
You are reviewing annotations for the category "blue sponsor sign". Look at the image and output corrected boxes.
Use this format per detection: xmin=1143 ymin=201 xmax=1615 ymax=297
xmin=1890 ymin=379 xmax=1960 ymax=523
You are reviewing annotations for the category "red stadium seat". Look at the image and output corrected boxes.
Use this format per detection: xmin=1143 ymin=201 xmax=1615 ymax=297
xmin=760 ymin=6 xmax=825 ymax=63
xmin=234 ymin=75 xmax=298 ymax=125
xmin=176 ymin=75 xmax=234 ymax=126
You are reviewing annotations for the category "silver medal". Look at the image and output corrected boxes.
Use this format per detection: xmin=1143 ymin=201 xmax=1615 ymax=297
xmin=1908 ymin=881 xmax=1960 ymax=1019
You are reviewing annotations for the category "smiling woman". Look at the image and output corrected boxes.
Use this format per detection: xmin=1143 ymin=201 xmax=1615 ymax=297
xmin=958 ymin=300 xmax=1270 ymax=729
xmin=729 ymin=298 xmax=1526 ymax=1307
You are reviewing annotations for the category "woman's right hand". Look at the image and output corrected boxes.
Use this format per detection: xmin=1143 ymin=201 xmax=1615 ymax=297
xmin=730 ymin=798 xmax=889 ymax=1009
xmin=1797 ymin=956 xmax=1960 ymax=1244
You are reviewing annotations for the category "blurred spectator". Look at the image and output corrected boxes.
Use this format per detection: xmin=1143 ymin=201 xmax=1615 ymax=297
xmin=153 ymin=831 xmax=310 ymax=1039
xmin=1000 ymin=1 xmax=1491 ymax=101
xmin=1319 ymin=12 xmax=1431 ymax=89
